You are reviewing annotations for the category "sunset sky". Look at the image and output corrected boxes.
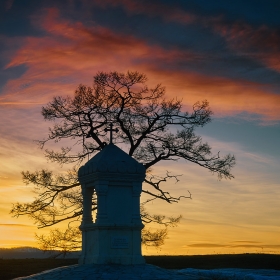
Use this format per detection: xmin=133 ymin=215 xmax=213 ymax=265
xmin=0 ymin=0 xmax=280 ymax=255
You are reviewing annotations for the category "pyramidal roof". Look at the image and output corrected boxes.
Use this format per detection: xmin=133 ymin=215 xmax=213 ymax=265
xmin=78 ymin=143 xmax=145 ymax=178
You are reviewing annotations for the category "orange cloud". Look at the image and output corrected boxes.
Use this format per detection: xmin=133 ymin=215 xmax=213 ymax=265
xmin=185 ymin=242 xmax=280 ymax=249
xmin=146 ymin=68 xmax=280 ymax=121
xmin=0 ymin=224 xmax=33 ymax=227
xmin=2 ymin=7 xmax=280 ymax=121
xmin=1 ymin=8 xmax=196 ymax=104
xmin=187 ymin=243 xmax=227 ymax=248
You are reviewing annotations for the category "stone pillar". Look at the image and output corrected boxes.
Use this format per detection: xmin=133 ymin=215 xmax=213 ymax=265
xmin=81 ymin=185 xmax=93 ymax=225
xmin=132 ymin=182 xmax=142 ymax=224
xmin=95 ymin=181 xmax=108 ymax=223
xmin=80 ymin=185 xmax=94 ymax=264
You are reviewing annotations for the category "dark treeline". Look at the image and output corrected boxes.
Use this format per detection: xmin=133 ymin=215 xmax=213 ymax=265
xmin=1 ymin=254 xmax=280 ymax=280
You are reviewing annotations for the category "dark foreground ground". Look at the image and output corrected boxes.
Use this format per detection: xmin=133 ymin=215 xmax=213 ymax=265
xmin=1 ymin=254 xmax=280 ymax=280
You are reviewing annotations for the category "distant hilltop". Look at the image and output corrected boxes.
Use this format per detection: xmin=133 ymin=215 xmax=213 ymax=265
xmin=0 ymin=247 xmax=80 ymax=259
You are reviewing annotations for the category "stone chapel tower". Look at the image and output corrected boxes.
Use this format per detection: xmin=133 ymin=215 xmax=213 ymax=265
xmin=78 ymin=143 xmax=146 ymax=265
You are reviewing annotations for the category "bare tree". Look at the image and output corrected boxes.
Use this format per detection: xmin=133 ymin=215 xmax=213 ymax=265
xmin=11 ymin=71 xmax=235 ymax=251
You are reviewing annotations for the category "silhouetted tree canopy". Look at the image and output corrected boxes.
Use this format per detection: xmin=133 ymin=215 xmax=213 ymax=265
xmin=12 ymin=71 xmax=235 ymax=251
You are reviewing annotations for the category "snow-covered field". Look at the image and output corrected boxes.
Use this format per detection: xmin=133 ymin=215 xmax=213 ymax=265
xmin=179 ymin=268 xmax=280 ymax=280
xmin=3 ymin=249 xmax=280 ymax=279
xmin=13 ymin=264 xmax=280 ymax=280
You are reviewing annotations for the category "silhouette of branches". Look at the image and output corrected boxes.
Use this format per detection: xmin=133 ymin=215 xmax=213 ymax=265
xmin=12 ymin=71 xmax=235 ymax=249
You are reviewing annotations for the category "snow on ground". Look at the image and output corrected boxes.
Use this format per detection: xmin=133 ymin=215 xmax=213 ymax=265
xmin=14 ymin=265 xmax=280 ymax=279
xmin=179 ymin=268 xmax=280 ymax=280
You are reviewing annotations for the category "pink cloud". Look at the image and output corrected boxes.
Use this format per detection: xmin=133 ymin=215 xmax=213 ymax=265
xmin=2 ymin=8 xmax=195 ymax=104
xmin=1 ymin=7 xmax=280 ymax=121
xmin=213 ymin=22 xmax=280 ymax=73
xmin=147 ymin=68 xmax=280 ymax=121
xmin=5 ymin=0 xmax=14 ymax=11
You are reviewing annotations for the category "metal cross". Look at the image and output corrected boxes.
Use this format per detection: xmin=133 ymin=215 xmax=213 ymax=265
xmin=104 ymin=123 xmax=119 ymax=144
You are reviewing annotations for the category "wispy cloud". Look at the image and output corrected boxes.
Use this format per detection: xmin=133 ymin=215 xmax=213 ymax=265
xmin=186 ymin=243 xmax=227 ymax=248
xmin=92 ymin=0 xmax=280 ymax=74
xmin=185 ymin=242 xmax=280 ymax=249
xmin=0 ymin=224 xmax=34 ymax=228
xmin=213 ymin=21 xmax=280 ymax=73
xmin=5 ymin=0 xmax=14 ymax=11
xmin=1 ymin=7 xmax=280 ymax=122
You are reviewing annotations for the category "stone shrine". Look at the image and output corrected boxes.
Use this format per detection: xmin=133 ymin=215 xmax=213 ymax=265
xmin=13 ymin=128 xmax=216 ymax=279
xmin=78 ymin=142 xmax=146 ymax=265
